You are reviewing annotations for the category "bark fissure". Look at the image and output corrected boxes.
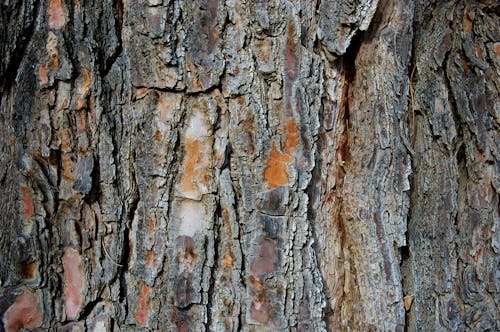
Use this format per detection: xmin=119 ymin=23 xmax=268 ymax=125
xmin=0 ymin=0 xmax=39 ymax=92
xmin=1 ymin=0 xmax=498 ymax=331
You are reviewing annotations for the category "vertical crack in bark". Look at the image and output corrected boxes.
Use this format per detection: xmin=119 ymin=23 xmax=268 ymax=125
xmin=0 ymin=0 xmax=39 ymax=92
xmin=2 ymin=0 xmax=498 ymax=330
xmin=103 ymin=0 xmax=124 ymax=76
xmin=205 ymin=206 xmax=219 ymax=330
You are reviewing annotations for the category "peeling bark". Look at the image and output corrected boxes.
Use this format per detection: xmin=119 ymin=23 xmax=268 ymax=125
xmin=0 ymin=0 xmax=498 ymax=331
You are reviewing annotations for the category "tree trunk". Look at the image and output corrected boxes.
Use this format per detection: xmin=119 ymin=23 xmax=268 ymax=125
xmin=0 ymin=0 xmax=498 ymax=331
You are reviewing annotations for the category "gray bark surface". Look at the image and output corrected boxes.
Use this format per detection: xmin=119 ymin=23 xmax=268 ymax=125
xmin=0 ymin=0 xmax=498 ymax=331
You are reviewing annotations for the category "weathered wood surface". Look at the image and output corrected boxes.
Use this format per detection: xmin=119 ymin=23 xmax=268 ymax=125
xmin=0 ymin=0 xmax=498 ymax=331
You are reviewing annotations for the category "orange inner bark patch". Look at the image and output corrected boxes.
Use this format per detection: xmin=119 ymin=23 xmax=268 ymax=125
xmin=249 ymin=275 xmax=263 ymax=293
xmin=181 ymin=138 xmax=200 ymax=194
xmin=48 ymin=0 xmax=66 ymax=29
xmin=63 ymin=247 xmax=84 ymax=320
xmin=284 ymin=120 xmax=299 ymax=155
xmin=134 ymin=281 xmax=151 ymax=326
xmin=264 ymin=143 xmax=292 ymax=189
xmin=180 ymin=138 xmax=209 ymax=196
xmin=3 ymin=287 xmax=42 ymax=332
xmin=264 ymin=120 xmax=300 ymax=189
xmin=21 ymin=186 xmax=34 ymax=217
xmin=463 ymin=8 xmax=473 ymax=33
xmin=223 ymin=253 xmax=233 ymax=268
xmin=79 ymin=69 xmax=91 ymax=95
xmin=17 ymin=262 xmax=37 ymax=280
xmin=78 ymin=111 xmax=86 ymax=130
xmin=38 ymin=64 xmax=49 ymax=85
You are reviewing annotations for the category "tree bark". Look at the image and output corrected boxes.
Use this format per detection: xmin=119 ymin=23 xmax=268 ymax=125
xmin=0 ymin=0 xmax=498 ymax=331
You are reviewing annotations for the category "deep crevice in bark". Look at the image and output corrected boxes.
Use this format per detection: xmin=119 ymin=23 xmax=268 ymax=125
xmin=0 ymin=0 xmax=39 ymax=92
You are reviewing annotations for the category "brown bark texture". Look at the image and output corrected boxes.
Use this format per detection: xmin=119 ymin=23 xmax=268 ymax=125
xmin=0 ymin=0 xmax=498 ymax=331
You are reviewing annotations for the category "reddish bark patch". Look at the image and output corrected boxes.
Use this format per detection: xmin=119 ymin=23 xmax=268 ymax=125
xmin=172 ymin=308 xmax=190 ymax=332
xmin=134 ymin=281 xmax=151 ymax=326
xmin=461 ymin=56 xmax=471 ymax=74
xmin=147 ymin=217 xmax=156 ymax=243
xmin=264 ymin=143 xmax=292 ymax=189
xmin=145 ymin=250 xmax=154 ymax=267
xmin=475 ymin=47 xmax=483 ymax=60
xmin=3 ymin=287 xmax=42 ymax=332
xmin=21 ymin=186 xmax=34 ymax=217
xmin=147 ymin=11 xmax=161 ymax=33
xmin=175 ymin=273 xmax=194 ymax=307
xmin=250 ymin=238 xmax=278 ymax=276
xmin=285 ymin=20 xmax=298 ymax=80
xmin=494 ymin=43 xmax=500 ymax=57
xmin=63 ymin=247 xmax=84 ymax=320
xmin=178 ymin=236 xmax=197 ymax=270
xmin=206 ymin=0 xmax=219 ymax=54
xmin=463 ymin=7 xmax=473 ymax=33
xmin=221 ymin=207 xmax=231 ymax=234
xmin=48 ymin=0 xmax=66 ymax=29
xmin=250 ymin=297 xmax=272 ymax=325
xmin=38 ymin=64 xmax=49 ymax=85
xmin=16 ymin=262 xmax=37 ymax=280
xmin=284 ymin=120 xmax=299 ymax=155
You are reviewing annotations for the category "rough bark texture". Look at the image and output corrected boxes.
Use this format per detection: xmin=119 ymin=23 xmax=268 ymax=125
xmin=0 ymin=0 xmax=498 ymax=331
